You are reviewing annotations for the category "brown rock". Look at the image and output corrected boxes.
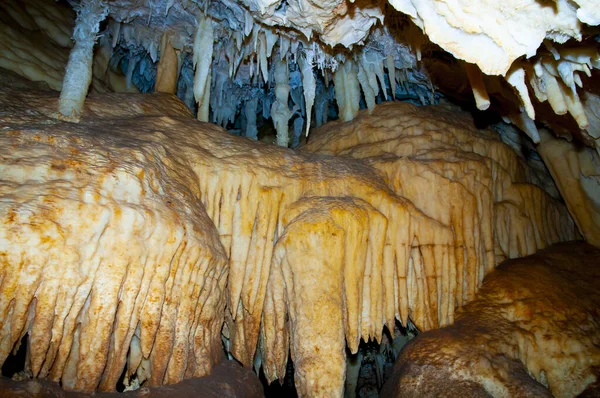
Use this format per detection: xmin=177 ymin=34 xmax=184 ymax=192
xmin=0 ymin=361 xmax=263 ymax=398
xmin=381 ymin=242 xmax=600 ymax=398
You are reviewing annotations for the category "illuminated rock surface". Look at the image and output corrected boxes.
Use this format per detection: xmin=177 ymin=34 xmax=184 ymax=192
xmin=0 ymin=73 xmax=228 ymax=392
xmin=1 ymin=0 xmax=599 ymax=396
xmin=381 ymin=242 xmax=600 ymax=398
xmin=0 ymin=71 xmax=581 ymax=395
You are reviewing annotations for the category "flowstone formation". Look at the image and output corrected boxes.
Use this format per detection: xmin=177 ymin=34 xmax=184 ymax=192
xmin=0 ymin=71 xmax=579 ymax=396
xmin=381 ymin=242 xmax=600 ymax=397
xmin=0 ymin=74 xmax=229 ymax=392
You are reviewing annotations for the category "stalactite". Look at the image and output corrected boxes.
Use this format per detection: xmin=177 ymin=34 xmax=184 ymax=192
xmin=258 ymin=31 xmax=268 ymax=83
xmin=465 ymin=63 xmax=490 ymax=111
xmin=357 ymin=61 xmax=376 ymax=112
xmin=299 ymin=51 xmax=316 ymax=137
xmin=271 ymin=58 xmax=293 ymax=147
xmin=57 ymin=0 xmax=108 ymax=120
xmin=92 ymin=35 xmax=111 ymax=83
xmin=386 ymin=55 xmax=396 ymax=100
xmin=292 ymin=116 xmax=304 ymax=147
xmin=360 ymin=52 xmax=382 ymax=100
xmin=155 ymin=33 xmax=179 ymax=94
xmin=244 ymin=98 xmax=258 ymax=139
xmin=193 ymin=15 xmax=213 ymax=122
xmin=198 ymin=73 xmax=211 ymax=122
xmin=125 ymin=56 xmax=139 ymax=90
xmin=334 ymin=60 xmax=360 ymax=122
xmin=506 ymin=65 xmax=535 ymax=121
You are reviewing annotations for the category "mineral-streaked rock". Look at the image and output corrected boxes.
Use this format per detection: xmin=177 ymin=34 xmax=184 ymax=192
xmin=304 ymin=101 xmax=579 ymax=312
xmin=0 ymin=72 xmax=228 ymax=391
xmin=381 ymin=242 xmax=600 ymax=398
xmin=538 ymin=130 xmax=600 ymax=247
xmin=0 ymin=70 xmax=580 ymax=396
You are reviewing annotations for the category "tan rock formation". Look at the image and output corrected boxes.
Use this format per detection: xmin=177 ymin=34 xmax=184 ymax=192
xmin=0 ymin=0 xmax=73 ymax=91
xmin=0 ymin=72 xmax=228 ymax=392
xmin=0 ymin=71 xmax=580 ymax=396
xmin=387 ymin=0 xmax=599 ymax=76
xmin=381 ymin=242 xmax=600 ymax=397
xmin=304 ymin=102 xmax=578 ymax=306
xmin=538 ymin=130 xmax=600 ymax=247
xmin=155 ymin=33 xmax=179 ymax=94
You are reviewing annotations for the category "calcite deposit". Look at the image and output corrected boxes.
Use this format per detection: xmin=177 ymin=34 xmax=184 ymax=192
xmin=1 ymin=0 xmax=600 ymax=395
xmin=3 ymin=0 xmax=599 ymax=155
xmin=0 ymin=69 xmax=582 ymax=396
xmin=0 ymin=73 xmax=229 ymax=391
xmin=538 ymin=129 xmax=600 ymax=247
xmin=381 ymin=242 xmax=600 ymax=397
xmin=0 ymin=0 xmax=135 ymax=95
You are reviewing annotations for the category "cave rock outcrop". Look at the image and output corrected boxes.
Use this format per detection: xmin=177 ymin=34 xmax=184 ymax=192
xmin=0 ymin=72 xmax=580 ymax=396
xmin=381 ymin=242 xmax=600 ymax=398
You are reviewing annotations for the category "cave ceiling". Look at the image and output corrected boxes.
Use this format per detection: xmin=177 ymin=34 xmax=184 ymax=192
xmin=1 ymin=0 xmax=599 ymax=152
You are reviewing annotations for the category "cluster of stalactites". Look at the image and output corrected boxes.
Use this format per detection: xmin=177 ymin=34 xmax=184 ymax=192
xmin=38 ymin=0 xmax=600 ymax=152
xmin=461 ymin=43 xmax=600 ymax=152
xmin=99 ymin=9 xmax=430 ymax=146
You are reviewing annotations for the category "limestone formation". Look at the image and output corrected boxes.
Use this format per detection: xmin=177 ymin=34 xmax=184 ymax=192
xmin=0 ymin=0 xmax=598 ymax=395
xmin=538 ymin=130 xmax=600 ymax=247
xmin=0 ymin=0 xmax=136 ymax=95
xmin=381 ymin=242 xmax=600 ymax=397
xmin=0 ymin=72 xmax=228 ymax=392
xmin=0 ymin=70 xmax=580 ymax=395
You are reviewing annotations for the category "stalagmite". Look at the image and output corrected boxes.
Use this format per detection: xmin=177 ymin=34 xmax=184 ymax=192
xmin=333 ymin=60 xmax=360 ymax=121
xmin=271 ymin=58 xmax=293 ymax=147
xmin=193 ymin=15 xmax=213 ymax=122
xmin=155 ymin=33 xmax=179 ymax=94
xmin=465 ymin=63 xmax=490 ymax=111
xmin=299 ymin=51 xmax=316 ymax=137
xmin=57 ymin=0 xmax=108 ymax=120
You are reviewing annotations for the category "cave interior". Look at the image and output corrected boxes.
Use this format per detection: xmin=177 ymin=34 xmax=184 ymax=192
xmin=0 ymin=0 xmax=599 ymax=396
